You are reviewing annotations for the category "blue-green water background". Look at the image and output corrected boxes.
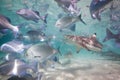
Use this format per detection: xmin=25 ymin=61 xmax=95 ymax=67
xmin=0 ymin=0 xmax=120 ymax=60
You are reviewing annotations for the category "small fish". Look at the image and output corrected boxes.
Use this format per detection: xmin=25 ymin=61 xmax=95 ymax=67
xmin=0 ymin=59 xmax=37 ymax=76
xmin=25 ymin=43 xmax=61 ymax=68
xmin=54 ymin=0 xmax=80 ymax=15
xmin=55 ymin=14 xmax=86 ymax=31
xmin=26 ymin=43 xmax=60 ymax=61
xmin=0 ymin=14 xmax=19 ymax=37
xmin=64 ymin=33 xmax=103 ymax=53
xmin=0 ymin=40 xmax=29 ymax=54
xmin=54 ymin=0 xmax=71 ymax=8
xmin=67 ymin=4 xmax=80 ymax=15
xmin=21 ymin=30 xmax=46 ymax=43
xmin=90 ymin=0 xmax=113 ymax=21
xmin=103 ymin=28 xmax=120 ymax=42
xmin=16 ymin=8 xmax=48 ymax=23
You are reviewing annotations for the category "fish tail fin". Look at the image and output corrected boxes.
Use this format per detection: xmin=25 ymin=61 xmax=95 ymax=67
xmin=29 ymin=61 xmax=38 ymax=72
xmin=103 ymin=28 xmax=115 ymax=42
xmin=78 ymin=14 xmax=86 ymax=25
xmin=42 ymin=14 xmax=48 ymax=23
xmin=12 ymin=26 xmax=20 ymax=39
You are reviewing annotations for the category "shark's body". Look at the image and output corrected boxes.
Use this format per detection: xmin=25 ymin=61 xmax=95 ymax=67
xmin=64 ymin=34 xmax=103 ymax=53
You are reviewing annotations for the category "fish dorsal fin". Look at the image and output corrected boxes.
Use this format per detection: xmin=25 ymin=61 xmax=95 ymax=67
xmin=34 ymin=11 xmax=40 ymax=16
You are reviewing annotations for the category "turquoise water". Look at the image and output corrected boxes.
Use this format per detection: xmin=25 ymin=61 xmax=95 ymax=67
xmin=0 ymin=0 xmax=120 ymax=79
xmin=0 ymin=0 xmax=120 ymax=54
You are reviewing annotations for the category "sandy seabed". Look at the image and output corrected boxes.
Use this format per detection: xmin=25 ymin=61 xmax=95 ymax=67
xmin=0 ymin=58 xmax=120 ymax=80
xmin=40 ymin=58 xmax=120 ymax=80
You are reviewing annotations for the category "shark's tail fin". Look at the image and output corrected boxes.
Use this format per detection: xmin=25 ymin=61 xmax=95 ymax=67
xmin=78 ymin=14 xmax=86 ymax=25
xmin=103 ymin=28 xmax=115 ymax=42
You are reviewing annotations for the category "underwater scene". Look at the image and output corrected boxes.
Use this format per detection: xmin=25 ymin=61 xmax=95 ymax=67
xmin=0 ymin=0 xmax=120 ymax=80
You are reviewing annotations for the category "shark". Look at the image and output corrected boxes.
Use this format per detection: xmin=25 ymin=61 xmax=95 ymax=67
xmin=64 ymin=33 xmax=103 ymax=53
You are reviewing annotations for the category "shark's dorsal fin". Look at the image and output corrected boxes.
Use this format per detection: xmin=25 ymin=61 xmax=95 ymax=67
xmin=90 ymin=33 xmax=97 ymax=40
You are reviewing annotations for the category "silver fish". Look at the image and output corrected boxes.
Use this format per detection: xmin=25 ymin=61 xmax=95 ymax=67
xmin=26 ymin=30 xmax=46 ymax=42
xmin=55 ymin=14 xmax=86 ymax=31
xmin=0 ymin=14 xmax=19 ymax=36
xmin=0 ymin=59 xmax=37 ymax=76
xmin=0 ymin=40 xmax=25 ymax=54
xmin=16 ymin=8 xmax=48 ymax=23
xmin=25 ymin=43 xmax=59 ymax=63
xmin=54 ymin=0 xmax=80 ymax=15
xmin=19 ymin=30 xmax=47 ymax=43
